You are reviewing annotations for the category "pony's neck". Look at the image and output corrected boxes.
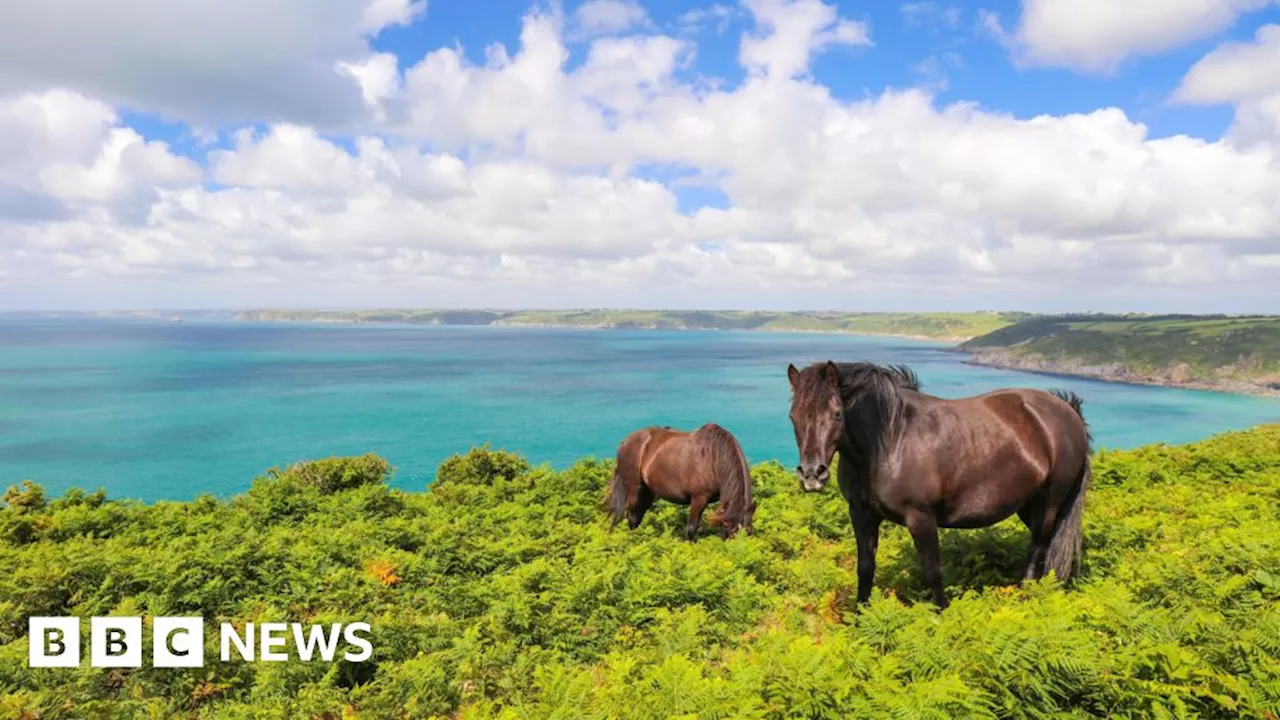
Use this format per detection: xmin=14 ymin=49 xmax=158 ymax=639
xmin=837 ymin=383 xmax=908 ymax=480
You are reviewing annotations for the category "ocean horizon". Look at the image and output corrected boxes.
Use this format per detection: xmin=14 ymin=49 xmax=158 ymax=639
xmin=2 ymin=316 xmax=1278 ymax=503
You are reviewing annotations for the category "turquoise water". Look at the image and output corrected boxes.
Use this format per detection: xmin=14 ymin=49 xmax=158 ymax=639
xmin=1 ymin=318 xmax=1277 ymax=502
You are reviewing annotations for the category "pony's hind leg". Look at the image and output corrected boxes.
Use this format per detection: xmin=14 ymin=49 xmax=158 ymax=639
xmin=1019 ymin=526 xmax=1049 ymax=581
xmin=685 ymin=494 xmax=708 ymax=541
xmin=1020 ymin=535 xmax=1048 ymax=581
xmin=628 ymin=484 xmax=654 ymax=529
xmin=1017 ymin=495 xmax=1059 ymax=582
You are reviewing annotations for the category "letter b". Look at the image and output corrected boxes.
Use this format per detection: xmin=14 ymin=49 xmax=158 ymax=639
xmin=29 ymin=617 xmax=80 ymax=667
xmin=91 ymin=617 xmax=141 ymax=668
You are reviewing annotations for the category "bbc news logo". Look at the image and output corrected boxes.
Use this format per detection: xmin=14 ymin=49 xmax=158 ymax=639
xmin=28 ymin=617 xmax=372 ymax=668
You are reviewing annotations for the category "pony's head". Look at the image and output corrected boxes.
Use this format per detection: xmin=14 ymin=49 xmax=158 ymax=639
xmin=787 ymin=361 xmax=844 ymax=492
xmin=787 ymin=361 xmax=921 ymax=492
xmin=711 ymin=497 xmax=755 ymax=538
xmin=697 ymin=422 xmax=757 ymax=539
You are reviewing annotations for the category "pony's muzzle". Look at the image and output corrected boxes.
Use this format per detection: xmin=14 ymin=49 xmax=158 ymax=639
xmin=796 ymin=464 xmax=829 ymax=492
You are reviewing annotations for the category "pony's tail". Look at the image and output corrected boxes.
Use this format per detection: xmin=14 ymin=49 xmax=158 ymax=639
xmin=1049 ymin=389 xmax=1092 ymax=443
xmin=605 ymin=465 xmax=628 ymax=530
xmin=1044 ymin=390 xmax=1091 ymax=582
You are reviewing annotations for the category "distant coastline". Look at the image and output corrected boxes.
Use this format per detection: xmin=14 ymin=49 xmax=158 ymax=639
xmin=234 ymin=315 xmax=963 ymax=341
xmin=488 ymin=320 xmax=967 ymax=343
xmin=229 ymin=309 xmax=1018 ymax=342
xmin=7 ymin=308 xmax=1279 ymax=399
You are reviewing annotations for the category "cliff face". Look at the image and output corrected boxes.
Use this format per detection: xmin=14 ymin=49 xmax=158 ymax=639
xmin=964 ymin=348 xmax=1280 ymax=397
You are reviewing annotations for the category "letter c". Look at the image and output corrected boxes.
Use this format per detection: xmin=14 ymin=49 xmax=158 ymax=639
xmin=165 ymin=627 xmax=191 ymax=657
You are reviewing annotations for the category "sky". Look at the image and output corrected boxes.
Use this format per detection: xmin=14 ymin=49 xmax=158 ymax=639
xmin=0 ymin=0 xmax=1278 ymax=312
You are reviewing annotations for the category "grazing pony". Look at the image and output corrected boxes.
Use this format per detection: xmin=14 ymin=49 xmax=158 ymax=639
xmin=786 ymin=361 xmax=1092 ymax=608
xmin=606 ymin=423 xmax=756 ymax=540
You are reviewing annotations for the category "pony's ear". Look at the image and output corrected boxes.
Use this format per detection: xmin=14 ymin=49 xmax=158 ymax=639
xmin=787 ymin=363 xmax=800 ymax=390
xmin=824 ymin=361 xmax=840 ymax=386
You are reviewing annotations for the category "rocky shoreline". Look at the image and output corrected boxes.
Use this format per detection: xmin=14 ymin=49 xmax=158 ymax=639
xmin=963 ymin=349 xmax=1280 ymax=398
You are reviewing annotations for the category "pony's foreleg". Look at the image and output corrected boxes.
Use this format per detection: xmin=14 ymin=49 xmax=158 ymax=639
xmin=853 ymin=511 xmax=883 ymax=604
xmin=905 ymin=509 xmax=949 ymax=609
xmin=685 ymin=495 xmax=708 ymax=541
xmin=628 ymin=484 xmax=654 ymax=530
xmin=838 ymin=457 xmax=883 ymax=605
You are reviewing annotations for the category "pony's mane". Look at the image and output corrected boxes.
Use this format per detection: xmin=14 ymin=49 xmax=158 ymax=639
xmin=835 ymin=362 xmax=921 ymax=394
xmin=694 ymin=423 xmax=753 ymax=530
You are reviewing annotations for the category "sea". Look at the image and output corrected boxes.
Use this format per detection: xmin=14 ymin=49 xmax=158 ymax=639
xmin=1 ymin=317 xmax=1277 ymax=502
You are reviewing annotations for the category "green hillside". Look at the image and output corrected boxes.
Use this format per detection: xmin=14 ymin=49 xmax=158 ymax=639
xmin=961 ymin=314 xmax=1280 ymax=395
xmin=2 ymin=427 xmax=1279 ymax=718
xmin=234 ymin=309 xmax=1029 ymax=340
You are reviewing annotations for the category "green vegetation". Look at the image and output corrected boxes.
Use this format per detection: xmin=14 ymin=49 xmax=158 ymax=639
xmin=234 ymin=309 xmax=1029 ymax=340
xmin=961 ymin=314 xmax=1280 ymax=395
xmin=2 ymin=427 xmax=1280 ymax=718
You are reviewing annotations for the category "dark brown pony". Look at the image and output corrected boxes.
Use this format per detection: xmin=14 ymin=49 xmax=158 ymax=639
xmin=787 ymin=361 xmax=1092 ymax=608
xmin=606 ymin=423 xmax=756 ymax=540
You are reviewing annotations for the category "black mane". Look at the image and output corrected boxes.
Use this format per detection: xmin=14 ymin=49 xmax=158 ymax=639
xmin=831 ymin=362 xmax=921 ymax=397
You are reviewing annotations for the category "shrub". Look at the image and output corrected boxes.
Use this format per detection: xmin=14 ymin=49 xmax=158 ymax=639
xmin=273 ymin=453 xmax=393 ymax=494
xmin=0 ymin=426 xmax=1278 ymax=718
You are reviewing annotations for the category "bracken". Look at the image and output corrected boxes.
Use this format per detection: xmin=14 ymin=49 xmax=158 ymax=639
xmin=0 ymin=426 xmax=1277 ymax=719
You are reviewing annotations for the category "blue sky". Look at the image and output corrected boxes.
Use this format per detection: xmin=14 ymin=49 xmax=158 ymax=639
xmin=122 ymin=0 xmax=1278 ymax=160
xmin=108 ymin=0 xmax=1272 ymax=220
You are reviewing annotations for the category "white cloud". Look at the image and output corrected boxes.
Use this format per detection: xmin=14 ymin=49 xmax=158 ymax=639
xmin=572 ymin=0 xmax=653 ymax=37
xmin=390 ymin=12 xmax=693 ymax=166
xmin=2 ymin=1 xmax=1280 ymax=311
xmin=0 ymin=91 xmax=199 ymax=225
xmin=0 ymin=0 xmax=425 ymax=127
xmin=679 ymin=4 xmax=738 ymax=35
xmin=1172 ymin=25 xmax=1280 ymax=104
xmin=340 ymin=53 xmax=404 ymax=121
xmin=1176 ymin=25 xmax=1280 ymax=148
xmin=990 ymin=0 xmax=1276 ymax=73
xmin=901 ymin=2 xmax=961 ymax=31
xmin=739 ymin=0 xmax=872 ymax=79
xmin=210 ymin=125 xmax=371 ymax=195
xmin=911 ymin=52 xmax=965 ymax=91
xmin=1229 ymin=94 xmax=1280 ymax=148
xmin=359 ymin=0 xmax=426 ymax=35
xmin=1175 ymin=24 xmax=1280 ymax=104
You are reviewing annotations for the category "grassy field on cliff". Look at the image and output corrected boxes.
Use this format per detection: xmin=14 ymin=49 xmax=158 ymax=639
xmin=961 ymin=314 xmax=1280 ymax=386
xmin=2 ymin=427 xmax=1280 ymax=718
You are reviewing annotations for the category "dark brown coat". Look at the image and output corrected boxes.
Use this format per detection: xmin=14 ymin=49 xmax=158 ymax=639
xmin=787 ymin=361 xmax=1092 ymax=608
